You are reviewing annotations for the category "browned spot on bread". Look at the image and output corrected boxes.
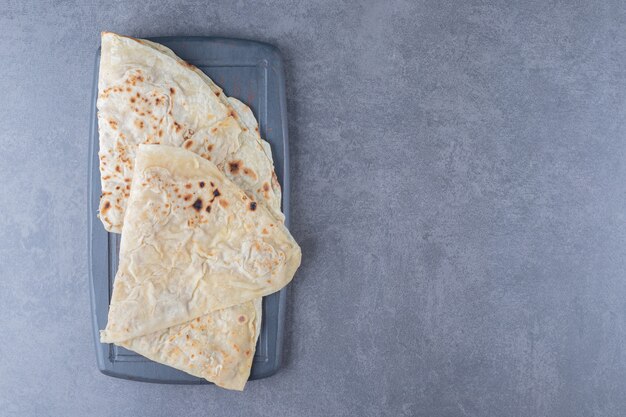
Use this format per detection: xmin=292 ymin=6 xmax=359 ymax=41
xmin=210 ymin=181 xmax=215 ymax=187
xmin=126 ymin=87 xmax=131 ymax=92
xmin=185 ymin=183 xmax=192 ymax=189
xmin=134 ymin=119 xmax=144 ymax=129
xmin=115 ymin=185 xmax=120 ymax=190
xmin=108 ymin=120 xmax=118 ymax=129
xmin=210 ymin=127 xmax=218 ymax=134
xmin=130 ymin=97 xmax=136 ymax=103
xmin=228 ymin=160 xmax=240 ymax=174
xmin=190 ymin=354 xmax=195 ymax=359
xmin=183 ymin=194 xmax=192 ymax=201
xmin=126 ymin=185 xmax=130 ymax=190
xmin=238 ymin=315 xmax=246 ymax=323
xmin=183 ymin=139 xmax=193 ymax=149
xmin=115 ymin=165 xmax=121 ymax=173
xmin=155 ymin=97 xmax=161 ymax=105
xmin=186 ymin=334 xmax=190 ymax=340
xmin=263 ymin=183 xmax=270 ymax=192
xmin=255 ymin=126 xmax=259 ymax=132
xmin=192 ymin=198 xmax=203 ymax=211
xmin=124 ymin=178 xmax=131 ymax=183
xmin=262 ymin=228 xmax=269 ymax=235
xmin=243 ymin=168 xmax=257 ymax=180
xmin=205 ymin=205 xmax=211 ymax=213
xmin=101 ymin=201 xmax=111 ymax=213
xmin=207 ymin=144 xmax=214 ymax=151
xmin=127 ymin=73 xmax=144 ymax=86
xmin=249 ymin=202 xmax=257 ymax=211
xmin=233 ymin=344 xmax=240 ymax=352
xmin=174 ymin=187 xmax=179 ymax=193
xmin=199 ymin=181 xmax=205 ymax=188
xmin=102 ymin=175 xmax=111 ymax=180
xmin=180 ymin=60 xmax=195 ymax=69
xmin=219 ymin=199 xmax=229 ymax=208
xmin=169 ymin=87 xmax=176 ymax=95
xmin=215 ymin=91 xmax=221 ymax=97
xmin=227 ymin=108 xmax=238 ymax=119
xmin=173 ymin=121 xmax=182 ymax=133
xmin=213 ymin=189 xmax=221 ymax=197
xmin=245 ymin=350 xmax=251 ymax=356
xmin=158 ymin=129 xmax=163 ymax=137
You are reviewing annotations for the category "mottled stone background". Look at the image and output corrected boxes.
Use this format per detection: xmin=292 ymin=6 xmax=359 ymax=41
xmin=1 ymin=1 xmax=625 ymax=416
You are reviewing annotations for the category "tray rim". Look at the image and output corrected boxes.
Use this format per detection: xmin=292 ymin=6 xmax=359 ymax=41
xmin=87 ymin=35 xmax=290 ymax=384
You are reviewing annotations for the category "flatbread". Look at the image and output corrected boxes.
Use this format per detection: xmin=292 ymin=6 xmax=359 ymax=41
xmin=98 ymin=33 xmax=294 ymax=390
xmin=97 ymin=32 xmax=283 ymax=233
xmin=100 ymin=144 xmax=301 ymax=343
xmin=119 ymin=99 xmax=266 ymax=391
xmin=119 ymin=98 xmax=266 ymax=390
xmin=120 ymin=298 xmax=262 ymax=391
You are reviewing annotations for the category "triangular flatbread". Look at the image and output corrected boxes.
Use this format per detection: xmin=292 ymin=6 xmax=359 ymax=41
xmin=119 ymin=101 xmax=266 ymax=390
xmin=120 ymin=299 xmax=262 ymax=391
xmin=98 ymin=33 xmax=293 ymax=390
xmin=100 ymin=144 xmax=301 ymax=343
xmin=97 ymin=32 xmax=283 ymax=233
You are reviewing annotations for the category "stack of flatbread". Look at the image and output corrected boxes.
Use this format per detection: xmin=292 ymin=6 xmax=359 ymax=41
xmin=96 ymin=32 xmax=301 ymax=391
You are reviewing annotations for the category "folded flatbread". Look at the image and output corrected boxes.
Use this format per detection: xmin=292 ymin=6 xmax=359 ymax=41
xmin=101 ymin=144 xmax=301 ymax=343
xmin=120 ymin=298 xmax=262 ymax=391
xmin=121 ymin=99 xmax=267 ymax=389
xmin=98 ymin=33 xmax=294 ymax=390
xmin=97 ymin=32 xmax=283 ymax=233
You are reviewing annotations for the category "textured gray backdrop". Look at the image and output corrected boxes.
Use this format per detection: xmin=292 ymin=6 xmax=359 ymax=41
xmin=1 ymin=1 xmax=625 ymax=416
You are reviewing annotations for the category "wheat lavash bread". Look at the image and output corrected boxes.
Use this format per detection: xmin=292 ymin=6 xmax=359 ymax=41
xmin=100 ymin=144 xmax=301 ymax=343
xmin=97 ymin=32 xmax=283 ymax=233
xmin=117 ymin=99 xmax=267 ymax=390
xmin=120 ymin=298 xmax=262 ymax=391
xmin=98 ymin=33 xmax=293 ymax=390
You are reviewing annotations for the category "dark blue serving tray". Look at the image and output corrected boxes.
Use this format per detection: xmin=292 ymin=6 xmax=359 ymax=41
xmin=88 ymin=36 xmax=290 ymax=384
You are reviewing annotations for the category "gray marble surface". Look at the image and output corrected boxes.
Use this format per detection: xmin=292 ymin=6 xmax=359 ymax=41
xmin=1 ymin=1 xmax=626 ymax=416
